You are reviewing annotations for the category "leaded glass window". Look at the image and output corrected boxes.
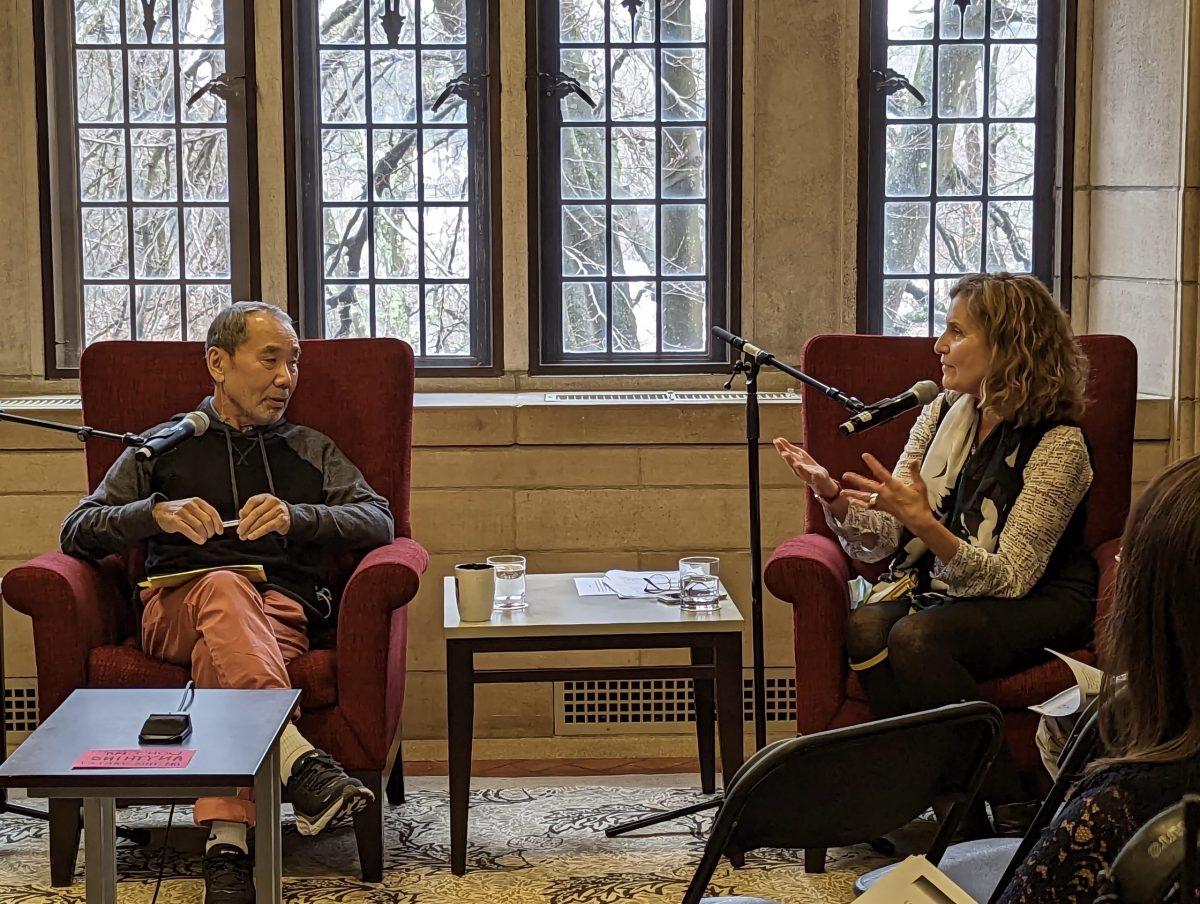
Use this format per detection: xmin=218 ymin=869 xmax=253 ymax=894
xmin=293 ymin=0 xmax=498 ymax=368
xmin=531 ymin=0 xmax=734 ymax=371
xmin=41 ymin=0 xmax=255 ymax=373
xmin=864 ymin=0 xmax=1060 ymax=335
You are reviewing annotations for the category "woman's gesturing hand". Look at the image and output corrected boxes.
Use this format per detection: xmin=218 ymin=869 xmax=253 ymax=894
xmin=842 ymin=453 xmax=936 ymax=531
xmin=773 ymin=437 xmax=840 ymax=500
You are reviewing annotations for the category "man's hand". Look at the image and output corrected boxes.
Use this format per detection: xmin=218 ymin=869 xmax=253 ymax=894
xmin=152 ymin=498 xmax=223 ymax=545
xmin=237 ymin=494 xmax=292 ymax=541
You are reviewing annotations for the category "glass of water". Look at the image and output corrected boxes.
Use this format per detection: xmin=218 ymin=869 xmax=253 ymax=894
xmin=679 ymin=556 xmax=721 ymax=612
xmin=487 ymin=555 xmax=527 ymax=610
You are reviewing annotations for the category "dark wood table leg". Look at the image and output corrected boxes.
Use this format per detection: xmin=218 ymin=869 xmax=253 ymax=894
xmin=446 ymin=640 xmax=475 ymax=876
xmin=690 ymin=644 xmax=716 ymax=795
xmin=713 ymin=632 xmax=745 ymax=791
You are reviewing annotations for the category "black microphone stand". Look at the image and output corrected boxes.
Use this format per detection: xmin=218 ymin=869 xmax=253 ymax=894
xmin=0 ymin=407 xmax=150 ymax=844
xmin=606 ymin=331 xmax=868 ymax=839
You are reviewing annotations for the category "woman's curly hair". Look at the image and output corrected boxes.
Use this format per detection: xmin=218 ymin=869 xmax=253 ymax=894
xmin=948 ymin=273 xmax=1088 ymax=427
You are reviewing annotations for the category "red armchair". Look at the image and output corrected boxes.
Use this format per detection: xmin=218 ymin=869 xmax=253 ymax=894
xmin=764 ymin=334 xmax=1136 ymax=777
xmin=1 ymin=338 xmax=427 ymax=885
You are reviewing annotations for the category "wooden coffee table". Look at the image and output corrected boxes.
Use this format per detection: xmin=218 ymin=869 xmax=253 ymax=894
xmin=444 ymin=572 xmax=745 ymax=875
xmin=0 ymin=687 xmax=299 ymax=903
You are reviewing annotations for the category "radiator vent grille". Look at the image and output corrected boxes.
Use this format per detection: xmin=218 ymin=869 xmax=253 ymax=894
xmin=0 ymin=396 xmax=83 ymax=410
xmin=555 ymin=672 xmax=796 ymax=735
xmin=4 ymin=680 xmax=38 ymax=750
xmin=542 ymin=390 xmax=799 ymax=404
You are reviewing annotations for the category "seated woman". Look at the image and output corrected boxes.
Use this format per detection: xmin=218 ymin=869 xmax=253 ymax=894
xmin=774 ymin=273 xmax=1097 ymax=808
xmin=997 ymin=454 xmax=1200 ymax=901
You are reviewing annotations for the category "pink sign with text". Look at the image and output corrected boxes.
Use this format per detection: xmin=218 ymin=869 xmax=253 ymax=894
xmin=72 ymin=749 xmax=196 ymax=769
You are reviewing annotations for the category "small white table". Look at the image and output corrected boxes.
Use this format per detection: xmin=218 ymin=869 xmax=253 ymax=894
xmin=0 ymin=688 xmax=298 ymax=903
xmin=444 ymin=572 xmax=745 ymax=875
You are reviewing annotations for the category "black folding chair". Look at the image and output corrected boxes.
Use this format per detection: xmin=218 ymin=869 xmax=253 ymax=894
xmin=1091 ymin=793 xmax=1200 ymax=904
xmin=979 ymin=703 xmax=1103 ymax=901
xmin=682 ymin=701 xmax=1004 ymax=904
xmin=854 ymin=703 xmax=1103 ymax=901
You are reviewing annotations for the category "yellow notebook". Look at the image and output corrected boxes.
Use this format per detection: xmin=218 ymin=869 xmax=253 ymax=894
xmin=138 ymin=564 xmax=267 ymax=590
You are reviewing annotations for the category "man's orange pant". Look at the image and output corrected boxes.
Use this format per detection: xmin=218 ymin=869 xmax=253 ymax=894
xmin=141 ymin=570 xmax=307 ymax=826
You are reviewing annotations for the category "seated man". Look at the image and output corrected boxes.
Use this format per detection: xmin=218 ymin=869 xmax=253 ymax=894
xmin=60 ymin=301 xmax=393 ymax=903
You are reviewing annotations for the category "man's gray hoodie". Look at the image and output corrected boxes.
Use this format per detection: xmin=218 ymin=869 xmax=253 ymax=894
xmin=60 ymin=396 xmax=393 ymax=629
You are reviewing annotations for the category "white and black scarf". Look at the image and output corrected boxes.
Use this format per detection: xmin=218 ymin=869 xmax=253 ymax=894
xmin=866 ymin=392 xmax=1047 ymax=604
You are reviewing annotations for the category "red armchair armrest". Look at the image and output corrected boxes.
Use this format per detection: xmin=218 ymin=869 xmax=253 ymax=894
xmin=0 ymin=552 xmax=129 ymax=717
xmin=765 ymin=533 xmax=854 ymax=733
xmin=334 ymin=537 xmax=428 ymax=754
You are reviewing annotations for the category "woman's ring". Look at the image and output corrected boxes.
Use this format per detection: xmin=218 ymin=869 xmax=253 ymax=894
xmin=867 ymin=492 xmax=879 ymax=509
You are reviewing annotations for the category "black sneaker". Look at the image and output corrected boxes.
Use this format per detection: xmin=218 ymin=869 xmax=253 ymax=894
xmin=203 ymin=844 xmax=253 ymax=904
xmin=288 ymin=749 xmax=374 ymax=836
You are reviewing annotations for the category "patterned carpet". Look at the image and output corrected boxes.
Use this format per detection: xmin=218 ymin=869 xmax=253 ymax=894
xmin=0 ymin=776 xmax=924 ymax=902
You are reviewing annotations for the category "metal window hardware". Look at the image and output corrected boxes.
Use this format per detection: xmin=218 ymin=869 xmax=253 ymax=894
xmin=185 ymin=72 xmax=245 ymax=109
xmin=431 ymin=72 xmax=489 ymax=112
xmin=140 ymin=0 xmax=158 ymax=42
xmin=871 ymin=67 xmax=926 ymax=105
xmin=379 ymin=0 xmax=407 ymax=46
xmin=620 ymin=0 xmax=643 ymax=31
xmin=537 ymin=71 xmax=598 ymax=108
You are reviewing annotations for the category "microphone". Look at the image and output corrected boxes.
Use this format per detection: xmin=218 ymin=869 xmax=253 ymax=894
xmin=711 ymin=326 xmax=765 ymax=358
xmin=837 ymin=381 xmax=939 ymax=436
xmin=135 ymin=411 xmax=210 ymax=460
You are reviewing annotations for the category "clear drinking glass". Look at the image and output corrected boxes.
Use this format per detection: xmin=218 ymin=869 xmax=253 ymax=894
xmin=487 ymin=554 xmax=527 ymax=610
xmin=678 ymin=556 xmax=720 ymax=612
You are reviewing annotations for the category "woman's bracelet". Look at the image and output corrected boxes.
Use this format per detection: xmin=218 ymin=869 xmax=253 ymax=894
xmin=812 ymin=480 xmax=841 ymax=503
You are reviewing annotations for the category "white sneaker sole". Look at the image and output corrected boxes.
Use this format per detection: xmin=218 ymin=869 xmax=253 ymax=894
xmin=293 ymin=786 xmax=374 ymax=836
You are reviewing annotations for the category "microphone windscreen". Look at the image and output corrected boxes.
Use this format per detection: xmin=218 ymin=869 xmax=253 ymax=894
xmin=184 ymin=410 xmax=210 ymax=436
xmin=913 ymin=380 xmax=940 ymax=404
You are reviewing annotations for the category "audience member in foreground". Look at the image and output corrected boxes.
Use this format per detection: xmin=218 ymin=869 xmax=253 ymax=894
xmin=997 ymin=454 xmax=1200 ymax=901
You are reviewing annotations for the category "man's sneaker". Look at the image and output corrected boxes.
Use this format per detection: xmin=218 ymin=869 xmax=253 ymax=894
xmin=288 ymin=749 xmax=375 ymax=836
xmin=203 ymin=844 xmax=254 ymax=903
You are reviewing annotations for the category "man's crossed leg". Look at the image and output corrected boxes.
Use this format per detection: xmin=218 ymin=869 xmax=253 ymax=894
xmin=141 ymin=570 xmax=374 ymax=903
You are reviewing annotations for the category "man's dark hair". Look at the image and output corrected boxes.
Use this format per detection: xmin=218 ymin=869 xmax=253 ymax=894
xmin=205 ymin=302 xmax=296 ymax=355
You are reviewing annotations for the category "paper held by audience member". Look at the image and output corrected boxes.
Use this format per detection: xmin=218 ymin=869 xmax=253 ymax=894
xmin=1029 ymin=649 xmax=1105 ymax=718
xmin=854 ymin=855 xmax=977 ymax=903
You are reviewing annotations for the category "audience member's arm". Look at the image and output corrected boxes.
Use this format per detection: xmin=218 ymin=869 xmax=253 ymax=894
xmin=286 ymin=435 xmax=395 ymax=549
xmin=996 ymin=776 xmax=1134 ymax=902
xmin=59 ymin=449 xmax=162 ymax=559
xmin=941 ymin=426 xmax=1092 ymax=598
xmin=820 ymin=395 xmax=943 ymax=563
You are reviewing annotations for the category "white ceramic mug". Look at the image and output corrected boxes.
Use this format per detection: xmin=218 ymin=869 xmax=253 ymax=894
xmin=454 ymin=563 xmax=495 ymax=622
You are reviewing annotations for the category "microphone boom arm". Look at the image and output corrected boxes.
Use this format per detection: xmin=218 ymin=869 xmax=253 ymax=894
xmin=711 ymin=327 xmax=866 ymax=412
xmin=0 ymin=408 xmax=146 ymax=447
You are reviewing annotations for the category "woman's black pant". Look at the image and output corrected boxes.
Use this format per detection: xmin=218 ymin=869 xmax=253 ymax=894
xmin=845 ymin=552 xmax=1097 ymax=802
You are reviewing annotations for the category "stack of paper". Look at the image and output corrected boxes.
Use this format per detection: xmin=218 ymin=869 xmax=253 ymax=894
xmin=573 ymin=570 xmax=679 ymax=599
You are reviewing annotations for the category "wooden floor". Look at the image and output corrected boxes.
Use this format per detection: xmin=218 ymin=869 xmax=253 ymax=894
xmin=407 ymin=756 xmax=703 ymax=777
